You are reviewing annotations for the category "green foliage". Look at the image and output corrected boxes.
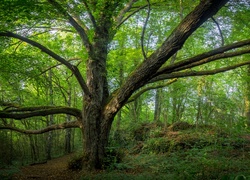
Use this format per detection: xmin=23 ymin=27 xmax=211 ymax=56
xmin=0 ymin=167 xmax=20 ymax=180
xmin=103 ymin=147 xmax=125 ymax=170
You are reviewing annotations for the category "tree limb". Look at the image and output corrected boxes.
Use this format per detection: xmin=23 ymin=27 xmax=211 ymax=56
xmin=0 ymin=31 xmax=91 ymax=97
xmin=141 ymin=0 xmax=151 ymax=59
xmin=47 ymin=0 xmax=92 ymax=52
xmin=116 ymin=4 xmax=148 ymax=29
xmin=127 ymin=78 xmax=177 ymax=103
xmin=116 ymin=0 xmax=137 ymax=27
xmin=106 ymin=0 xmax=229 ymax=112
xmin=0 ymin=120 xmax=81 ymax=134
xmin=151 ymin=60 xmax=250 ymax=81
xmin=0 ymin=106 xmax=82 ymax=120
xmin=155 ymin=39 xmax=250 ymax=76
xmin=0 ymin=101 xmax=20 ymax=109
xmin=211 ymin=17 xmax=224 ymax=46
xmin=81 ymin=0 xmax=97 ymax=29
xmin=39 ymin=58 xmax=82 ymax=75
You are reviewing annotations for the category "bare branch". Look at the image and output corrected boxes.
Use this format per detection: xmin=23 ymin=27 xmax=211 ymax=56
xmin=0 ymin=120 xmax=81 ymax=134
xmin=81 ymin=0 xmax=97 ymax=29
xmin=47 ymin=0 xmax=92 ymax=52
xmin=0 ymin=106 xmax=82 ymax=120
xmin=151 ymin=61 xmax=250 ymax=81
xmin=141 ymin=0 xmax=151 ymax=59
xmin=211 ymin=17 xmax=224 ymax=46
xmin=155 ymin=39 xmax=250 ymax=76
xmin=0 ymin=31 xmax=91 ymax=97
xmin=39 ymin=58 xmax=82 ymax=75
xmin=15 ymin=26 xmax=75 ymax=33
xmin=165 ymin=48 xmax=250 ymax=75
xmin=127 ymin=78 xmax=177 ymax=103
xmin=116 ymin=4 xmax=148 ymax=29
xmin=116 ymin=0 xmax=137 ymax=25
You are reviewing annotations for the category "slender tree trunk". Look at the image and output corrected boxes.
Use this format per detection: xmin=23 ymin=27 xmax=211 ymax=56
xmin=46 ymin=69 xmax=54 ymax=160
xmin=154 ymin=89 xmax=162 ymax=122
xmin=246 ymin=65 xmax=250 ymax=126
xmin=65 ymin=115 xmax=72 ymax=154
xmin=65 ymin=86 xmax=72 ymax=154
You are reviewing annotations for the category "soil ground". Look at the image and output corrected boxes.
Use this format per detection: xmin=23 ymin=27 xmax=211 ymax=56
xmin=11 ymin=154 xmax=83 ymax=180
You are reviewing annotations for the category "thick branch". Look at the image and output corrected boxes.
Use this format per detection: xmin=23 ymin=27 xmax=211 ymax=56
xmin=106 ymin=0 xmax=229 ymax=112
xmin=0 ymin=120 xmax=81 ymax=134
xmin=155 ymin=39 xmax=250 ymax=76
xmin=127 ymin=78 xmax=177 ymax=103
xmin=0 ymin=31 xmax=91 ymax=97
xmin=151 ymin=61 xmax=250 ymax=81
xmin=0 ymin=106 xmax=82 ymax=120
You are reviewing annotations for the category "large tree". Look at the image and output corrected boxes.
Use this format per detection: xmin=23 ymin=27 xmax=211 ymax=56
xmin=1 ymin=0 xmax=250 ymax=169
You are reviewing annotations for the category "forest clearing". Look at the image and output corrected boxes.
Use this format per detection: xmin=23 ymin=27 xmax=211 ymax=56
xmin=0 ymin=0 xmax=250 ymax=179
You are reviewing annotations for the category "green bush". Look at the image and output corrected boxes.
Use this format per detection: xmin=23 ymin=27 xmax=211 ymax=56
xmin=103 ymin=147 xmax=125 ymax=169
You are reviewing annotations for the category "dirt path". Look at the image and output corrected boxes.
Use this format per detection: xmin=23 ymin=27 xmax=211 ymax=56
xmin=12 ymin=154 xmax=83 ymax=180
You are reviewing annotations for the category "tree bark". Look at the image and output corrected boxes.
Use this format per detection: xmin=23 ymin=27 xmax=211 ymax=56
xmin=154 ymin=89 xmax=162 ymax=122
xmin=246 ymin=65 xmax=250 ymax=127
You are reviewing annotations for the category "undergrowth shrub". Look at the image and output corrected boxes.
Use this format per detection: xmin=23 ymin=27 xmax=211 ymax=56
xmin=168 ymin=121 xmax=193 ymax=131
xmin=67 ymin=153 xmax=83 ymax=170
xmin=103 ymin=147 xmax=125 ymax=170
xmin=143 ymin=137 xmax=171 ymax=154
xmin=132 ymin=122 xmax=164 ymax=141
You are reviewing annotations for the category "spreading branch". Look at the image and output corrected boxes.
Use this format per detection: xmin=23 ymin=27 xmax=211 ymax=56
xmin=39 ymin=58 xmax=82 ymax=75
xmin=105 ymin=0 xmax=229 ymax=113
xmin=0 ymin=120 xmax=81 ymax=134
xmin=127 ymin=78 xmax=177 ymax=103
xmin=116 ymin=0 xmax=137 ymax=27
xmin=211 ymin=17 xmax=224 ymax=46
xmin=0 ymin=106 xmax=82 ymax=120
xmin=155 ymin=39 xmax=250 ymax=76
xmin=116 ymin=4 xmax=148 ymax=29
xmin=0 ymin=31 xmax=91 ymax=97
xmin=47 ymin=0 xmax=92 ymax=52
xmin=141 ymin=0 xmax=151 ymax=59
xmin=81 ymin=0 xmax=97 ymax=29
xmin=0 ymin=101 xmax=20 ymax=110
xmin=150 ymin=60 xmax=250 ymax=81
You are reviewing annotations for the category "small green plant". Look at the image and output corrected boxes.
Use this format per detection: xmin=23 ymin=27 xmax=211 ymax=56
xmin=103 ymin=147 xmax=125 ymax=170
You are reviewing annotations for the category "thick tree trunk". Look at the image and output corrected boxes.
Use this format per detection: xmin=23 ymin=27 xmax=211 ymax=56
xmin=81 ymin=28 xmax=111 ymax=169
xmin=82 ymin=105 xmax=112 ymax=169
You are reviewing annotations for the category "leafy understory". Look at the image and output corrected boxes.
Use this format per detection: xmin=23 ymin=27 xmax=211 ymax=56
xmin=2 ymin=122 xmax=250 ymax=179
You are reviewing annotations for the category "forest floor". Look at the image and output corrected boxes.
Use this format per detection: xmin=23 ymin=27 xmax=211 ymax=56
xmin=11 ymin=153 xmax=83 ymax=180
xmin=2 ymin=122 xmax=250 ymax=180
